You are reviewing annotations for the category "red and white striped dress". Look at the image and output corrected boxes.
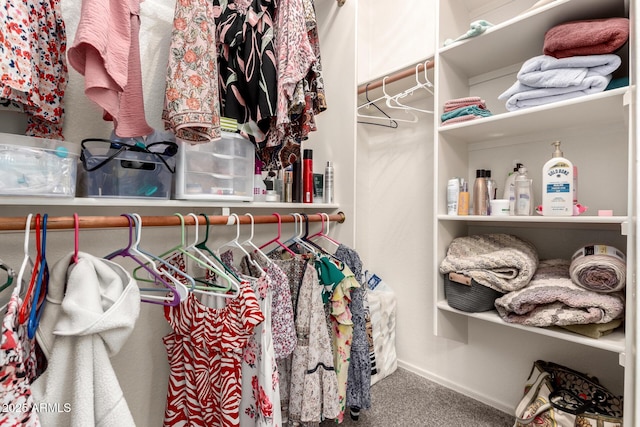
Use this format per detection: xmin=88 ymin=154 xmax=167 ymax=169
xmin=163 ymin=284 xmax=264 ymax=427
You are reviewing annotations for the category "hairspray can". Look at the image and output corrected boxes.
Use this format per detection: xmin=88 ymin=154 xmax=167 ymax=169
xmin=303 ymin=149 xmax=313 ymax=203
xmin=324 ymin=161 xmax=334 ymax=203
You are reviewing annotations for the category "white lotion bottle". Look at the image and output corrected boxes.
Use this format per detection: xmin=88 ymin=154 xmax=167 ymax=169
xmin=542 ymin=141 xmax=573 ymax=216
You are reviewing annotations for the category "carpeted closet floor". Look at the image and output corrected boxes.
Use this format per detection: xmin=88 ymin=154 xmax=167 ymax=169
xmin=320 ymin=367 xmax=515 ymax=427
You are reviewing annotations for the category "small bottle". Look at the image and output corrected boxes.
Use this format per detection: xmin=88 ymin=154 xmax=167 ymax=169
xmin=503 ymin=162 xmax=524 ymax=215
xmin=486 ymin=169 xmax=497 ymax=200
xmin=302 ymin=149 xmax=314 ymax=203
xmin=458 ymin=180 xmax=469 ymax=215
xmin=292 ymin=159 xmax=302 ymax=202
xmin=324 ymin=161 xmax=334 ymax=203
xmin=283 ymin=167 xmax=293 ymax=203
xmin=514 ymin=167 xmax=533 ymax=215
xmin=447 ymin=177 xmax=460 ymax=215
xmin=473 ymin=169 xmax=488 ymax=215
xmin=253 ymin=161 xmax=267 ymax=202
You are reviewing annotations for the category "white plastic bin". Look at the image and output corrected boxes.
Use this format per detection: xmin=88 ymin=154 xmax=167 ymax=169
xmin=174 ymin=131 xmax=255 ymax=201
xmin=0 ymin=133 xmax=80 ymax=197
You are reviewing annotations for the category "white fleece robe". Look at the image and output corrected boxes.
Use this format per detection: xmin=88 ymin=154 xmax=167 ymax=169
xmin=31 ymin=251 xmax=140 ymax=427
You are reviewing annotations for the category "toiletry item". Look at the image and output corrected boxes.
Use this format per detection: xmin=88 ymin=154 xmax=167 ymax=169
xmin=503 ymin=162 xmax=524 ymax=215
xmin=324 ymin=161 xmax=334 ymax=203
xmin=283 ymin=168 xmax=293 ymax=202
xmin=542 ymin=141 xmax=573 ymax=216
xmin=313 ymin=173 xmax=324 ymax=203
xmin=292 ymin=158 xmax=302 ymax=202
xmin=303 ymin=149 xmax=313 ymax=203
xmin=473 ymin=169 xmax=488 ymax=215
xmin=573 ymin=164 xmax=578 ymax=205
xmin=490 ymin=199 xmax=510 ymax=216
xmin=458 ymin=180 xmax=469 ymax=215
xmin=447 ymin=177 xmax=461 ymax=215
xmin=486 ymin=169 xmax=497 ymax=199
xmin=265 ymin=190 xmax=280 ymax=202
xmin=514 ymin=167 xmax=533 ymax=215
xmin=253 ymin=161 xmax=267 ymax=202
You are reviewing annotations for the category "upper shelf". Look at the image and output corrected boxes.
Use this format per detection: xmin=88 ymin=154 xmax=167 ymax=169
xmin=437 ymin=87 xmax=628 ymax=142
xmin=438 ymin=0 xmax=627 ymax=78
xmin=0 ymin=197 xmax=340 ymax=210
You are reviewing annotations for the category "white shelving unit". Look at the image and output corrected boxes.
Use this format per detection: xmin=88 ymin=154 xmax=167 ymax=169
xmin=434 ymin=0 xmax=634 ymax=423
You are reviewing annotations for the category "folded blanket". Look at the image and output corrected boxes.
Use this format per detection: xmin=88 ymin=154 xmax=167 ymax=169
xmin=439 ymin=234 xmax=539 ymax=293
xmin=441 ymin=105 xmax=492 ymax=122
xmin=517 ymin=54 xmax=621 ymax=88
xmin=570 ymin=245 xmax=626 ymax=292
xmin=441 ymin=115 xmax=484 ymax=126
xmin=443 ymin=97 xmax=486 ymax=113
xmin=559 ymin=318 xmax=623 ymax=339
xmin=495 ymin=259 xmax=625 ymax=327
xmin=498 ymin=74 xmax=612 ymax=111
xmin=544 ymin=17 xmax=630 ymax=59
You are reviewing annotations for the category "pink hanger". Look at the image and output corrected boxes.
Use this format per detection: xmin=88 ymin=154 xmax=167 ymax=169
xmin=258 ymin=213 xmax=296 ymax=256
xmin=72 ymin=213 xmax=79 ymax=264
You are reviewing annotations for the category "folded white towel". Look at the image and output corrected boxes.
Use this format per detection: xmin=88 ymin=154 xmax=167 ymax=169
xmin=499 ymin=74 xmax=612 ymax=111
xmin=517 ymin=54 xmax=621 ymax=88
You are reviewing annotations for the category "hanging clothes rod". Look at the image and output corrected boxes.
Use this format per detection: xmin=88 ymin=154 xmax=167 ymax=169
xmin=357 ymin=59 xmax=435 ymax=95
xmin=0 ymin=212 xmax=346 ymax=231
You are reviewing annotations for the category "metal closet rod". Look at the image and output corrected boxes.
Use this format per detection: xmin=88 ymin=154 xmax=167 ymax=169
xmin=0 ymin=212 xmax=346 ymax=231
xmin=357 ymin=59 xmax=435 ymax=95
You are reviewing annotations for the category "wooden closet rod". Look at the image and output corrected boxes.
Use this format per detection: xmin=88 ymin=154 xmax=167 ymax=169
xmin=357 ymin=59 xmax=435 ymax=95
xmin=0 ymin=212 xmax=346 ymax=231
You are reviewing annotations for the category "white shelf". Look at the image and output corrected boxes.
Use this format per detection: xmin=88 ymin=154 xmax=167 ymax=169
xmin=438 ymin=0 xmax=627 ymax=78
xmin=437 ymin=214 xmax=628 ymax=231
xmin=437 ymin=300 xmax=625 ymax=354
xmin=438 ymin=88 xmax=628 ymax=142
xmin=0 ymin=197 xmax=339 ymax=210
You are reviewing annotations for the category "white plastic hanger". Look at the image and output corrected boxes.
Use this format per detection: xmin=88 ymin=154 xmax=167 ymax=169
xmin=240 ymin=213 xmax=274 ymax=267
xmin=389 ymin=61 xmax=434 ymax=114
xmin=217 ymin=213 xmax=265 ymax=276
xmin=357 ymin=80 xmax=418 ymax=126
xmin=185 ymin=213 xmax=241 ymax=299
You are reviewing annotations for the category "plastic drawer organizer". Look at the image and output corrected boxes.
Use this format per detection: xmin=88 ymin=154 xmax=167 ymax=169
xmin=174 ymin=131 xmax=255 ymax=201
xmin=79 ymin=138 xmax=178 ymax=199
xmin=0 ymin=134 xmax=80 ymax=197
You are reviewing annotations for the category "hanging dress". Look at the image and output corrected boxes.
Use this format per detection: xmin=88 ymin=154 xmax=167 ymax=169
xmin=334 ymin=245 xmax=372 ymax=420
xmin=162 ymin=0 xmax=221 ymax=143
xmin=213 ymin=0 xmax=277 ymax=144
xmin=220 ymin=251 xmax=282 ymax=427
xmin=288 ymin=260 xmax=340 ymax=425
xmin=0 ymin=286 xmax=40 ymax=427
xmin=0 ymin=0 xmax=68 ymax=139
xmin=163 ymin=285 xmax=264 ymax=427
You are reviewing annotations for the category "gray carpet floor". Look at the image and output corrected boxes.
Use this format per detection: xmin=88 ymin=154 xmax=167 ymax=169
xmin=320 ymin=367 xmax=515 ymax=427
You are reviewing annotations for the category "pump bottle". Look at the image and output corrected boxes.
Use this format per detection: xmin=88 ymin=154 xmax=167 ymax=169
xmin=542 ymin=141 xmax=573 ymax=216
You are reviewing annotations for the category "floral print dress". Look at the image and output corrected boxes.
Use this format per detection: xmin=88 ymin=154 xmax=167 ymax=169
xmin=163 ymin=0 xmax=221 ymax=143
xmin=0 ymin=287 xmax=40 ymax=427
xmin=0 ymin=0 xmax=67 ymax=139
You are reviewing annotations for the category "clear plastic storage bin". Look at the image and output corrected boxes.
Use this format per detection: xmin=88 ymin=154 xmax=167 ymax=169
xmin=0 ymin=133 xmax=80 ymax=197
xmin=174 ymin=132 xmax=255 ymax=201
xmin=78 ymin=139 xmax=177 ymax=199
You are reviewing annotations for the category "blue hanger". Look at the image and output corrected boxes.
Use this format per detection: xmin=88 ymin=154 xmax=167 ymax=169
xmin=28 ymin=213 xmax=49 ymax=339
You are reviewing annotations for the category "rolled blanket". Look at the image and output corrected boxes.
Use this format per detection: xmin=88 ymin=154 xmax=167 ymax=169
xmin=516 ymin=54 xmax=621 ymax=88
xmin=570 ymin=245 xmax=626 ymax=292
xmin=495 ymin=259 xmax=625 ymax=327
xmin=439 ymin=233 xmax=539 ymax=293
xmin=559 ymin=318 xmax=623 ymax=339
xmin=498 ymin=74 xmax=612 ymax=112
xmin=543 ymin=17 xmax=630 ymax=59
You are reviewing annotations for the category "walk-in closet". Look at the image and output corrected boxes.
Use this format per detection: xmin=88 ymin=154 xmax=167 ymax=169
xmin=0 ymin=0 xmax=636 ymax=426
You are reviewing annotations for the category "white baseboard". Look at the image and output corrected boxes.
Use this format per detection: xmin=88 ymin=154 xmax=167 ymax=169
xmin=396 ymin=360 xmax=514 ymax=415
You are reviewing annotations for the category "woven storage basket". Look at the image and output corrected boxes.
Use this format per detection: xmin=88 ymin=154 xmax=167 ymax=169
xmin=444 ymin=273 xmax=503 ymax=312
